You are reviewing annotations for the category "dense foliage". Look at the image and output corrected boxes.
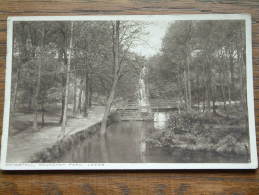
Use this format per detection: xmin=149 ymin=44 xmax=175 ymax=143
xmin=11 ymin=21 xmax=144 ymax=131
xmin=148 ymin=20 xmax=247 ymax=114
xmin=146 ymin=111 xmax=249 ymax=156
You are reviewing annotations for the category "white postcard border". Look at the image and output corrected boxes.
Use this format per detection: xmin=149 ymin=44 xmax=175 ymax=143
xmin=1 ymin=14 xmax=258 ymax=170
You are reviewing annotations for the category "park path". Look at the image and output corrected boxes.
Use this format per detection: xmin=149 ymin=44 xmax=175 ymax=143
xmin=6 ymin=106 xmax=104 ymax=163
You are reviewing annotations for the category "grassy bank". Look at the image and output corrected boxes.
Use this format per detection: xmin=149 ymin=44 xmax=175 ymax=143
xmin=146 ymin=111 xmax=250 ymax=161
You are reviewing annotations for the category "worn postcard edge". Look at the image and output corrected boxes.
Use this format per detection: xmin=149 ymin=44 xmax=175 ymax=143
xmin=1 ymin=14 xmax=258 ymax=170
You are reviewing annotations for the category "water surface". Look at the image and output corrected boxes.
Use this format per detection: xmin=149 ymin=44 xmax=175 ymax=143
xmin=58 ymin=118 xmax=248 ymax=163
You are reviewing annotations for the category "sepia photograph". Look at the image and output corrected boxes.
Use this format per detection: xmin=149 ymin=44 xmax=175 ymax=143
xmin=1 ymin=15 xmax=257 ymax=170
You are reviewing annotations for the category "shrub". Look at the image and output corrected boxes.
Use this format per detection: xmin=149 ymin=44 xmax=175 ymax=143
xmin=146 ymin=111 xmax=249 ymax=156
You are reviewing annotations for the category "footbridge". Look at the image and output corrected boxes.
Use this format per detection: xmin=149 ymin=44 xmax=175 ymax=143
xmin=116 ymin=99 xmax=178 ymax=121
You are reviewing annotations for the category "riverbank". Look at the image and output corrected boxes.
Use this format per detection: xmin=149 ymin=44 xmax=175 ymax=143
xmin=145 ymin=111 xmax=250 ymax=162
xmin=6 ymin=106 xmax=104 ymax=163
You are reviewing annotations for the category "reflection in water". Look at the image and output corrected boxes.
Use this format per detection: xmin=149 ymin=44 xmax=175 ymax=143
xmin=59 ymin=121 xmax=155 ymax=163
xmin=154 ymin=112 xmax=170 ymax=130
xmin=100 ymin=135 xmax=109 ymax=163
xmin=58 ymin=120 xmax=248 ymax=163
xmin=139 ymin=126 xmax=146 ymax=162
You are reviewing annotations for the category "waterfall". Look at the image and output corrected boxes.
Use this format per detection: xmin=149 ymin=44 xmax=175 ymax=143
xmin=138 ymin=65 xmax=150 ymax=112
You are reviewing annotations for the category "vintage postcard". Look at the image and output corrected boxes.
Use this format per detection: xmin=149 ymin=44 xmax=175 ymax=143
xmin=1 ymin=14 xmax=257 ymax=170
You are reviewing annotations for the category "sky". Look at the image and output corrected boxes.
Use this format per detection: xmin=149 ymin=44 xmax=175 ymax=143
xmin=130 ymin=21 xmax=172 ymax=58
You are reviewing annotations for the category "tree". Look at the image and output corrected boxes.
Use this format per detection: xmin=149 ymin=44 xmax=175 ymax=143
xmin=99 ymin=21 xmax=145 ymax=135
xmin=100 ymin=21 xmax=120 ymax=135
xmin=156 ymin=20 xmax=246 ymax=115
xmin=160 ymin=21 xmax=194 ymax=111
xmin=11 ymin=22 xmax=30 ymax=114
xmin=32 ymin=23 xmax=46 ymax=130
xmin=61 ymin=21 xmax=74 ymax=133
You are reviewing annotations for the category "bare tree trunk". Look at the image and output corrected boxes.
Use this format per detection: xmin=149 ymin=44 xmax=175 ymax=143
xmin=59 ymin=93 xmax=65 ymax=124
xmin=33 ymin=55 xmax=42 ymax=130
xmin=196 ymin=73 xmax=200 ymax=112
xmin=12 ymin=24 xmax=29 ymax=114
xmin=186 ymin=47 xmax=192 ymax=112
xmin=77 ymin=80 xmax=83 ymax=114
xmin=12 ymin=67 xmax=21 ymax=114
xmin=83 ymin=75 xmax=89 ymax=117
xmin=202 ymin=86 xmax=206 ymax=112
xmin=205 ymin=54 xmax=212 ymax=112
xmin=33 ymin=26 xmax=45 ymax=130
xmin=61 ymin=21 xmax=74 ymax=132
xmin=100 ymin=21 xmax=120 ymax=135
xmin=100 ymin=78 xmax=118 ymax=135
xmin=228 ymin=82 xmax=231 ymax=106
xmin=41 ymin=98 xmax=45 ymax=127
xmin=27 ymin=88 xmax=33 ymax=111
xmin=78 ymin=90 xmax=82 ymax=114
xmin=229 ymin=52 xmax=234 ymax=103
xmin=73 ymin=74 xmax=77 ymax=116
xmin=239 ymin=49 xmax=246 ymax=113
xmin=202 ymin=63 xmax=206 ymax=112
xmin=220 ymin=81 xmax=226 ymax=111
xmin=183 ymin=70 xmax=188 ymax=111
xmin=59 ymin=50 xmax=67 ymax=124
xmin=212 ymin=86 xmax=216 ymax=114
xmin=228 ymin=51 xmax=234 ymax=107
xmin=176 ymin=73 xmax=182 ymax=113
xmin=59 ymin=48 xmax=66 ymax=124
xmin=207 ymin=83 xmax=212 ymax=112
xmin=197 ymin=91 xmax=200 ymax=112
xmin=88 ymin=74 xmax=92 ymax=108
xmin=221 ymin=64 xmax=227 ymax=111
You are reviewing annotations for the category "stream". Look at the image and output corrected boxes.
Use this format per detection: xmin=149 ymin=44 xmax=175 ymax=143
xmin=57 ymin=64 xmax=248 ymax=163
xmin=58 ymin=118 xmax=168 ymax=163
xmin=57 ymin=112 xmax=248 ymax=163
